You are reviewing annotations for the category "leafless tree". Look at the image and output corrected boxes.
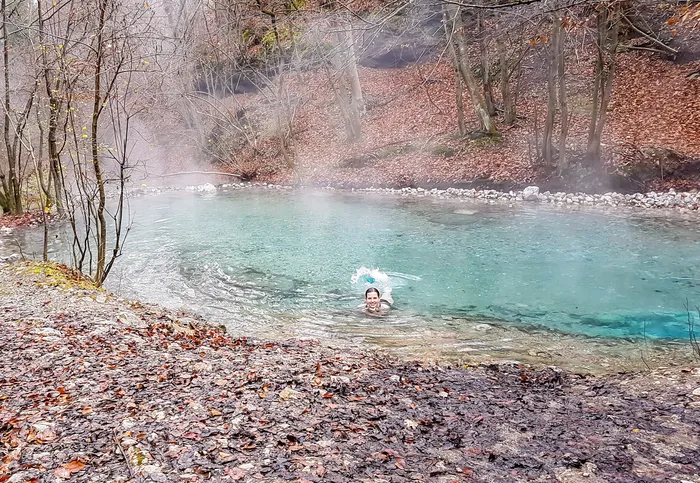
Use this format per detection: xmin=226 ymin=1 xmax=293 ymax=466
xmin=0 ymin=0 xmax=37 ymax=214
xmin=542 ymin=7 xmax=568 ymax=169
xmin=443 ymin=1 xmax=497 ymax=134
xmin=57 ymin=0 xmax=154 ymax=285
xmin=585 ymin=0 xmax=621 ymax=164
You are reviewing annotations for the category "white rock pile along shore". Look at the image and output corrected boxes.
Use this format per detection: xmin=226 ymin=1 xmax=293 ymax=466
xmin=354 ymin=185 xmax=700 ymax=210
xmin=131 ymin=182 xmax=700 ymax=211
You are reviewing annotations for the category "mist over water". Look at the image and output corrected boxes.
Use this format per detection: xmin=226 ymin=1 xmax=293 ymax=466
xmin=114 ymin=190 xmax=700 ymax=336
xmin=7 ymin=188 xmax=700 ymax=365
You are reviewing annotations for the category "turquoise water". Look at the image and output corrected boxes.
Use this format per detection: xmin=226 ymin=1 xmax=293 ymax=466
xmin=9 ymin=189 xmax=700 ymax=345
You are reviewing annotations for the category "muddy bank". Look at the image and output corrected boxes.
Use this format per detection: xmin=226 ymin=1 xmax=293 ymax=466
xmin=1 ymin=263 xmax=699 ymax=482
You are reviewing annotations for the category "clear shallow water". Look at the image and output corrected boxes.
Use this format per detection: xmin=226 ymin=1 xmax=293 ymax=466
xmin=7 ymin=189 xmax=700 ymax=361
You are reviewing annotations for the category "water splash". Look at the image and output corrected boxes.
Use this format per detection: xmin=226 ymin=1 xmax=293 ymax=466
xmin=385 ymin=271 xmax=422 ymax=282
xmin=351 ymin=266 xmax=394 ymax=302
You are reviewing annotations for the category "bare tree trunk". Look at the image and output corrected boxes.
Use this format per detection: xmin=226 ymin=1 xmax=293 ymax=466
xmin=343 ymin=21 xmax=364 ymax=115
xmin=35 ymin=107 xmax=52 ymax=202
xmin=101 ymin=78 xmax=135 ymax=282
xmin=0 ymin=180 xmax=7 ymax=212
xmin=511 ymin=52 xmax=523 ymax=120
xmin=587 ymin=50 xmax=602 ymax=158
xmin=443 ymin=2 xmax=497 ymax=134
xmin=275 ymin=70 xmax=294 ymax=167
xmin=533 ymin=102 xmax=540 ymax=158
xmin=478 ymin=10 xmax=496 ymax=117
xmin=586 ymin=3 xmax=620 ymax=163
xmin=327 ymin=61 xmax=361 ymax=141
xmin=542 ymin=19 xmax=559 ymax=165
xmin=92 ymin=0 xmax=109 ymax=284
xmin=455 ymin=68 xmax=467 ymax=136
xmin=497 ymin=36 xmax=515 ymax=125
xmin=556 ymin=17 xmax=568 ymax=172
xmin=593 ymin=14 xmax=619 ymax=152
xmin=25 ymin=124 xmax=50 ymax=261
xmin=37 ymin=0 xmax=65 ymax=214
xmin=2 ymin=0 xmax=21 ymax=213
xmin=262 ymin=3 xmax=295 ymax=167
xmin=329 ymin=19 xmax=362 ymax=142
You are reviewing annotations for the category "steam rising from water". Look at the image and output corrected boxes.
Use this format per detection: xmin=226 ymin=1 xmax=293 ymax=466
xmin=5 ymin=189 xmax=700 ymax=373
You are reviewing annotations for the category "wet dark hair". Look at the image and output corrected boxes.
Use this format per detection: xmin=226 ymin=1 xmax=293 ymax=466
xmin=365 ymin=287 xmax=380 ymax=298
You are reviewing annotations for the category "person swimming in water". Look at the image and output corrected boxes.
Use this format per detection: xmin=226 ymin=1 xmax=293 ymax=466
xmin=364 ymin=287 xmax=393 ymax=314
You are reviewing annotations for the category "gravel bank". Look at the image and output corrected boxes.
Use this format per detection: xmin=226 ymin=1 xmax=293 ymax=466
xmin=126 ymin=182 xmax=700 ymax=212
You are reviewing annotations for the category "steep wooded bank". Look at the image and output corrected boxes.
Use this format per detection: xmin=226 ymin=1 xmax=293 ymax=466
xmin=180 ymin=0 xmax=699 ymax=193
xmin=0 ymin=0 xmax=698 ymax=283
xmin=256 ymin=51 xmax=700 ymax=192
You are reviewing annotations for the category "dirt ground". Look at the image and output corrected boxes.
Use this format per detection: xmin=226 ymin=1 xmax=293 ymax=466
xmin=1 ymin=262 xmax=699 ymax=482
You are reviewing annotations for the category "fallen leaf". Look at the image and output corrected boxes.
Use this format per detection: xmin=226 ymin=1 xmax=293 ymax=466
xmin=218 ymin=451 xmax=236 ymax=463
xmin=54 ymin=467 xmax=71 ymax=479
xmin=53 ymin=461 xmax=86 ymax=479
xmin=225 ymin=467 xmax=246 ymax=480
xmin=63 ymin=460 xmax=86 ymax=473
xmin=279 ymin=387 xmax=303 ymax=400
xmin=457 ymin=466 xmax=473 ymax=477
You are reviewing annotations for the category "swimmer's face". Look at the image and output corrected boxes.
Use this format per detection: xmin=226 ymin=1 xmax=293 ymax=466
xmin=365 ymin=291 xmax=381 ymax=311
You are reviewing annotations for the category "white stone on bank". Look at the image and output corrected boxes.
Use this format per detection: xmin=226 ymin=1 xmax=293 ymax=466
xmin=522 ymin=186 xmax=540 ymax=201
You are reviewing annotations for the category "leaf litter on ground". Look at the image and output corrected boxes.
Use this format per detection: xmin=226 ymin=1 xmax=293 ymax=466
xmin=1 ymin=262 xmax=699 ymax=482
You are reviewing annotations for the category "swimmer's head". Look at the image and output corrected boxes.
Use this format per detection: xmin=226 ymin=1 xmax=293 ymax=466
xmin=365 ymin=287 xmax=381 ymax=311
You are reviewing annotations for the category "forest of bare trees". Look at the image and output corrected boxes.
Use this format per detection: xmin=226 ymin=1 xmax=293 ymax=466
xmin=0 ymin=0 xmax=698 ymax=282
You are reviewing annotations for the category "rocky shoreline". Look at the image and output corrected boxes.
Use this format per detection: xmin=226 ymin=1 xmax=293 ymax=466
xmin=356 ymin=186 xmax=700 ymax=211
xmin=1 ymin=262 xmax=700 ymax=482
xmin=134 ymin=182 xmax=700 ymax=212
